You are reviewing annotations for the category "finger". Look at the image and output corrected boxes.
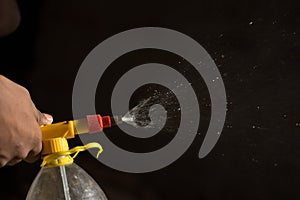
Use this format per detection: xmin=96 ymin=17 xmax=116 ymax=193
xmin=24 ymin=147 xmax=41 ymax=163
xmin=35 ymin=109 xmax=53 ymax=125
xmin=7 ymin=158 xmax=22 ymax=166
xmin=43 ymin=113 xmax=53 ymax=124
xmin=24 ymin=154 xmax=40 ymax=163
xmin=0 ymin=157 xmax=8 ymax=168
xmin=35 ymin=109 xmax=46 ymax=125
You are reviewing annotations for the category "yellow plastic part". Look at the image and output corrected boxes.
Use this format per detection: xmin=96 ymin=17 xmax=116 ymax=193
xmin=40 ymin=120 xmax=103 ymax=167
xmin=41 ymin=155 xmax=74 ymax=167
xmin=41 ymin=121 xmax=76 ymax=156
xmin=42 ymin=121 xmax=76 ymax=141
xmin=42 ymin=138 xmax=69 ymax=155
xmin=41 ymin=142 xmax=103 ymax=167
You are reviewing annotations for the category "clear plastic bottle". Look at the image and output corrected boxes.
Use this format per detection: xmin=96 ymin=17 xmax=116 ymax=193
xmin=26 ymin=161 xmax=107 ymax=200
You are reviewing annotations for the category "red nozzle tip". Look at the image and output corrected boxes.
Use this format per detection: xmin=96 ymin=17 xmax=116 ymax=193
xmin=101 ymin=116 xmax=111 ymax=128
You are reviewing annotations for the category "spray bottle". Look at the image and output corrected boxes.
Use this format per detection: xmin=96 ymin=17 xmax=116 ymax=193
xmin=26 ymin=114 xmax=122 ymax=200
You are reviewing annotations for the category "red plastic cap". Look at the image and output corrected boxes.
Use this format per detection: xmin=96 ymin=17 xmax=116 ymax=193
xmin=101 ymin=116 xmax=111 ymax=128
xmin=87 ymin=115 xmax=103 ymax=133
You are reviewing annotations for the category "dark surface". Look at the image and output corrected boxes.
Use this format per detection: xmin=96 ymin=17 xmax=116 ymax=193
xmin=0 ymin=0 xmax=299 ymax=199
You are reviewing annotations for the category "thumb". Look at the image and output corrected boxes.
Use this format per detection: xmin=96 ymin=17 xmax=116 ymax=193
xmin=43 ymin=113 xmax=53 ymax=125
xmin=36 ymin=110 xmax=53 ymax=125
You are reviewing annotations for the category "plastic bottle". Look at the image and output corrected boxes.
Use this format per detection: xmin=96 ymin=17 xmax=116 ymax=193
xmin=26 ymin=161 xmax=107 ymax=200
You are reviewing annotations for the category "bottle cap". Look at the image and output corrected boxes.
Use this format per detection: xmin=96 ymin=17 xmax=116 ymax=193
xmin=42 ymin=138 xmax=69 ymax=155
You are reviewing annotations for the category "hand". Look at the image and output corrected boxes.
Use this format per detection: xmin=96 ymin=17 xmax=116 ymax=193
xmin=0 ymin=75 xmax=53 ymax=167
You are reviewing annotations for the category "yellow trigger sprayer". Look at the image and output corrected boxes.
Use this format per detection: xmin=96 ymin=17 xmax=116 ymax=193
xmin=26 ymin=114 xmax=122 ymax=200
xmin=40 ymin=114 xmax=122 ymax=167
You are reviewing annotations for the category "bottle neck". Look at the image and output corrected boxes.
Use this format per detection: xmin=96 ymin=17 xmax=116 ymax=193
xmin=42 ymin=155 xmax=74 ymax=168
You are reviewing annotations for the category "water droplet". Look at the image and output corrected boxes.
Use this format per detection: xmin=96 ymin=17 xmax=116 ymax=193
xmin=283 ymin=114 xmax=287 ymax=119
xmin=226 ymin=125 xmax=233 ymax=129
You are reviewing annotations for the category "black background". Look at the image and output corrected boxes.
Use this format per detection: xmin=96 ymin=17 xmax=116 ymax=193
xmin=0 ymin=0 xmax=299 ymax=199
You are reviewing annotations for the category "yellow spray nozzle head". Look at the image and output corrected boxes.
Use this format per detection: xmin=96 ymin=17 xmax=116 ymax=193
xmin=39 ymin=115 xmax=112 ymax=167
